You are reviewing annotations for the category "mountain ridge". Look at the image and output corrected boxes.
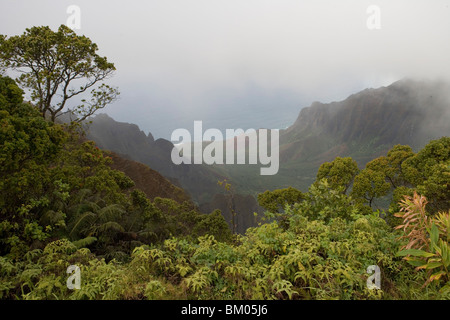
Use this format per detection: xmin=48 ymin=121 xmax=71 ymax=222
xmin=84 ymin=78 xmax=450 ymax=232
xmin=281 ymin=78 xmax=450 ymax=164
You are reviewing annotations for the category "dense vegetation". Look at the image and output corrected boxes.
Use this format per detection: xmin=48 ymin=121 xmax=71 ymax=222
xmin=1 ymin=75 xmax=449 ymax=299
xmin=1 ymin=26 xmax=449 ymax=300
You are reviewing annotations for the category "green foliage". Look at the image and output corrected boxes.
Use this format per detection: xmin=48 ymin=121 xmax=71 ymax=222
xmin=402 ymin=137 xmax=450 ymax=213
xmin=1 ymin=181 xmax=446 ymax=300
xmin=0 ymin=25 xmax=119 ymax=122
xmin=346 ymin=139 xmax=449 ymax=229
xmin=395 ymin=194 xmax=450 ymax=293
xmin=217 ymin=179 xmax=238 ymax=234
xmin=0 ymin=76 xmax=67 ymax=258
xmin=351 ymin=168 xmax=391 ymax=208
xmin=316 ymin=157 xmax=359 ymax=194
xmin=191 ymin=210 xmax=233 ymax=243
xmin=2 ymin=120 xmax=448 ymax=300
xmin=292 ymin=179 xmax=359 ymax=223
xmin=2 ymin=60 xmax=450 ymax=300
xmin=0 ymin=74 xmax=232 ymax=265
xmin=257 ymin=187 xmax=304 ymax=213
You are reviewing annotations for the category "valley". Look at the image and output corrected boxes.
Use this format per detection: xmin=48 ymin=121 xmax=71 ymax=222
xmin=85 ymin=78 xmax=450 ymax=232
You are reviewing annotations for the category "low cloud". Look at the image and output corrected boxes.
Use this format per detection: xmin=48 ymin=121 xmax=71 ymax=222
xmin=1 ymin=0 xmax=450 ymax=138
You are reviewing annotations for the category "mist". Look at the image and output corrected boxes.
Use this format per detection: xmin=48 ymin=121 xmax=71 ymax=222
xmin=1 ymin=0 xmax=450 ymax=138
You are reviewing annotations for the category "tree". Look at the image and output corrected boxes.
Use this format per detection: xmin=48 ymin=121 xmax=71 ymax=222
xmin=257 ymin=187 xmax=304 ymax=230
xmin=350 ymin=145 xmax=415 ymax=211
xmin=364 ymin=145 xmax=414 ymax=189
xmin=351 ymin=168 xmax=391 ymax=208
xmin=316 ymin=157 xmax=359 ymax=194
xmin=257 ymin=187 xmax=304 ymax=213
xmin=68 ymin=197 xmax=125 ymax=249
xmin=0 ymin=25 xmax=119 ymax=122
xmin=402 ymin=137 xmax=450 ymax=213
xmin=383 ymin=145 xmax=415 ymax=188
xmin=218 ymin=179 xmax=238 ymax=234
xmin=293 ymin=179 xmax=359 ymax=222
xmin=0 ymin=76 xmax=66 ymax=257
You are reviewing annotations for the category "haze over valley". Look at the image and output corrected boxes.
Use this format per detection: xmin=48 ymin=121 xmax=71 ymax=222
xmin=1 ymin=0 xmax=450 ymax=303
xmin=3 ymin=0 xmax=450 ymax=139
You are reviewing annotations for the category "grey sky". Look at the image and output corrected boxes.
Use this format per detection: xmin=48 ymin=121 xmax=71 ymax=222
xmin=1 ymin=0 xmax=450 ymax=138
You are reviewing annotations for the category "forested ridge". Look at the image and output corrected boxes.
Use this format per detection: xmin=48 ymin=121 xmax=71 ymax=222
xmin=0 ymin=26 xmax=449 ymax=300
xmin=1 ymin=76 xmax=449 ymax=299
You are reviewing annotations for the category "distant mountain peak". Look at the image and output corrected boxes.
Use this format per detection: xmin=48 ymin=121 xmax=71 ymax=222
xmin=283 ymin=78 xmax=450 ymax=165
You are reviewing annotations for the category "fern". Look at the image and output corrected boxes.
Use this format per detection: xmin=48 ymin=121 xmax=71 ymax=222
xmin=72 ymin=236 xmax=97 ymax=249
xmin=272 ymin=279 xmax=298 ymax=299
xmin=145 ymin=280 xmax=167 ymax=299
xmin=69 ymin=212 xmax=96 ymax=238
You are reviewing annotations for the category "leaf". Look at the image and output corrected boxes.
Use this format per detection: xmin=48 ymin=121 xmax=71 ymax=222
xmin=404 ymin=257 xmax=426 ymax=267
xmin=424 ymin=262 xmax=443 ymax=270
xmin=71 ymin=236 xmax=97 ymax=249
xmin=429 ymin=270 xmax=446 ymax=282
xmin=69 ymin=211 xmax=95 ymax=237
xmin=439 ymin=240 xmax=450 ymax=267
xmin=397 ymin=249 xmax=435 ymax=258
xmin=430 ymin=224 xmax=439 ymax=248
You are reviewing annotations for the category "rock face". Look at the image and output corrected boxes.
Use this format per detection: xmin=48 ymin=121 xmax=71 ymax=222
xmin=85 ymin=114 xmax=264 ymax=233
xmin=84 ymin=113 xmax=227 ymax=205
xmin=280 ymin=78 xmax=450 ymax=166
xmin=84 ymin=78 xmax=450 ymax=233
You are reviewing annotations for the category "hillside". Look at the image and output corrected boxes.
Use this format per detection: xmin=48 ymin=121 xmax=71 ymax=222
xmin=85 ymin=78 xmax=450 ymax=232
xmin=84 ymin=113 xmax=227 ymax=204
xmin=106 ymin=151 xmax=192 ymax=204
xmin=281 ymin=78 xmax=450 ymax=165
xmin=1 ymin=73 xmax=449 ymax=301
xmin=84 ymin=114 xmax=261 ymax=232
xmin=3 ymin=18 xmax=450 ymax=304
xmin=216 ymin=78 xmax=450 ymax=195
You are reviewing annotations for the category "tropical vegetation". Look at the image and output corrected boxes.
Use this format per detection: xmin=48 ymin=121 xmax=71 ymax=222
xmin=1 ymin=25 xmax=449 ymax=300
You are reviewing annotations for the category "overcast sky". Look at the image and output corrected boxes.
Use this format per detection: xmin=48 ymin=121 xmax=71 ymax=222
xmin=1 ymin=0 xmax=450 ymax=139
